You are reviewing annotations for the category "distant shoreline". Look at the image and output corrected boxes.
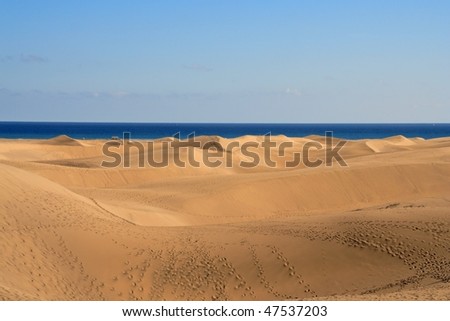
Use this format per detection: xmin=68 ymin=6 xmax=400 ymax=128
xmin=2 ymin=134 xmax=450 ymax=143
xmin=1 ymin=122 xmax=450 ymax=140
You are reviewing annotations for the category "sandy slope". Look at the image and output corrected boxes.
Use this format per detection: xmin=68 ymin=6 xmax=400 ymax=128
xmin=0 ymin=135 xmax=449 ymax=300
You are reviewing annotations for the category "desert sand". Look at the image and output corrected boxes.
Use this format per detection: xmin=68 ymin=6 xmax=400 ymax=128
xmin=0 ymin=134 xmax=449 ymax=300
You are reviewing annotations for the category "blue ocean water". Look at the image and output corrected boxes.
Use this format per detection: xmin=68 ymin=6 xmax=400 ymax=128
xmin=1 ymin=122 xmax=450 ymax=140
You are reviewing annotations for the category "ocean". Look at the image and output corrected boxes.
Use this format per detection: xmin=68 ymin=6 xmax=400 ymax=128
xmin=1 ymin=122 xmax=450 ymax=140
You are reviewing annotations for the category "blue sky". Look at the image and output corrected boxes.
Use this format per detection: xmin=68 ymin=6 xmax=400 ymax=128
xmin=1 ymin=0 xmax=449 ymax=122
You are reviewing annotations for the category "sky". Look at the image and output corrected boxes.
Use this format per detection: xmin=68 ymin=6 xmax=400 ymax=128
xmin=0 ymin=0 xmax=449 ymax=123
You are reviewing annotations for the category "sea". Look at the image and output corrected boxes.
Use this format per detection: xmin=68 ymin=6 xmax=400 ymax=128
xmin=1 ymin=122 xmax=450 ymax=140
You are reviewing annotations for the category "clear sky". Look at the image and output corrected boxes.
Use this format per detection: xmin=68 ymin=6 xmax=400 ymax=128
xmin=1 ymin=0 xmax=449 ymax=122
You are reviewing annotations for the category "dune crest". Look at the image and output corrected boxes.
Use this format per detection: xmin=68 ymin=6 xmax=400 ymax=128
xmin=44 ymin=135 xmax=85 ymax=146
xmin=365 ymin=136 xmax=417 ymax=153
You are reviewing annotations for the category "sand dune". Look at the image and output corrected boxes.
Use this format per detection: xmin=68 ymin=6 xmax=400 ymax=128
xmin=0 ymin=135 xmax=449 ymax=300
xmin=44 ymin=135 xmax=86 ymax=147
xmin=365 ymin=136 xmax=416 ymax=153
